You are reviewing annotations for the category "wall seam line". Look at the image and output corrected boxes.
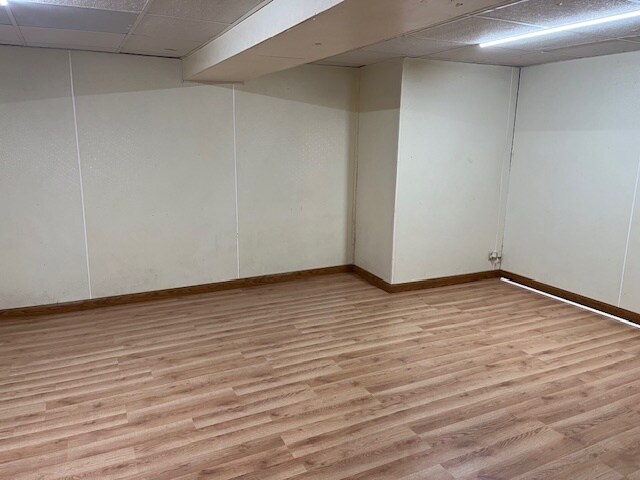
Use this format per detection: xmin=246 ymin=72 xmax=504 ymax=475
xmin=68 ymin=50 xmax=93 ymax=299
xmin=350 ymin=70 xmax=361 ymax=265
xmin=498 ymin=66 xmax=522 ymax=264
xmin=617 ymin=154 xmax=640 ymax=307
xmin=232 ymin=85 xmax=241 ymax=279
xmin=390 ymin=59 xmax=405 ymax=285
xmin=494 ymin=68 xmax=515 ymax=256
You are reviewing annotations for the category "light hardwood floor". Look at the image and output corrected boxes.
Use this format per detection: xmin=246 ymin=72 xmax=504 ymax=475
xmin=1 ymin=273 xmax=640 ymax=479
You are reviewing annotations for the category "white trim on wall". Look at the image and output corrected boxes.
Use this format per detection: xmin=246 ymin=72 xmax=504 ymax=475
xmin=390 ymin=59 xmax=406 ymax=285
xmin=68 ymin=50 xmax=93 ymax=299
xmin=494 ymin=67 xmax=521 ymax=264
xmin=349 ymin=73 xmax=361 ymax=263
xmin=232 ymin=84 xmax=241 ymax=279
xmin=618 ymin=155 xmax=640 ymax=306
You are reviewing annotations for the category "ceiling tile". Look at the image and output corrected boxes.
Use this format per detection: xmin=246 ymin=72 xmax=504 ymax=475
xmin=545 ymin=38 xmax=640 ymax=57
xmin=425 ymin=44 xmax=533 ymax=66
xmin=363 ymin=36 xmax=460 ymax=56
xmin=315 ymin=49 xmax=398 ymax=67
xmin=516 ymin=50 xmax=582 ymax=65
xmin=0 ymin=8 xmax=11 ymax=25
xmin=121 ymin=34 xmax=202 ymax=57
xmin=21 ymin=26 xmax=124 ymax=51
xmin=11 ymin=3 xmax=138 ymax=33
xmin=482 ymin=0 xmax=640 ymax=27
xmin=148 ymin=0 xmax=267 ymax=24
xmin=0 ymin=25 xmax=21 ymax=45
xmin=412 ymin=16 xmax=544 ymax=45
xmin=17 ymin=0 xmax=147 ymax=12
xmin=134 ymin=14 xmax=227 ymax=43
xmin=566 ymin=14 xmax=640 ymax=38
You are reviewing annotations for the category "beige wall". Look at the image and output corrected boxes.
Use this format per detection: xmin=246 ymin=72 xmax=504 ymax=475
xmin=0 ymin=46 xmax=358 ymax=309
xmin=621 ymin=189 xmax=640 ymax=312
xmin=393 ymin=59 xmax=518 ymax=283
xmin=353 ymin=60 xmax=403 ymax=283
xmin=236 ymin=65 xmax=358 ymax=276
xmin=353 ymin=58 xmax=517 ymax=284
xmin=72 ymin=51 xmax=238 ymax=298
xmin=5 ymin=44 xmax=639 ymax=316
xmin=502 ymin=52 xmax=640 ymax=310
xmin=0 ymin=47 xmax=90 ymax=308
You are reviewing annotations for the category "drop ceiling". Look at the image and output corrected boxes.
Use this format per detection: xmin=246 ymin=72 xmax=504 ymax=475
xmin=316 ymin=0 xmax=640 ymax=67
xmin=0 ymin=0 xmax=271 ymax=57
xmin=0 ymin=0 xmax=640 ymax=67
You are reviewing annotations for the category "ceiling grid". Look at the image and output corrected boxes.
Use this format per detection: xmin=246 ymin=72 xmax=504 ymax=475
xmin=0 ymin=0 xmax=639 ymax=67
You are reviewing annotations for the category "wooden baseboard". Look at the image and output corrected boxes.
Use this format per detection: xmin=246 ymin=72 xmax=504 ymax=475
xmin=500 ymin=270 xmax=640 ymax=326
xmin=0 ymin=265 xmax=353 ymax=318
xmin=353 ymin=266 xmax=501 ymax=293
xmin=6 ymin=264 xmax=636 ymax=325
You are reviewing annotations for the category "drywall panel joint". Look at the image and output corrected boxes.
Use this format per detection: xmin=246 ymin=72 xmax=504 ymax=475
xmin=232 ymin=84 xmax=241 ymax=279
xmin=618 ymin=155 xmax=640 ymax=306
xmin=68 ymin=50 xmax=93 ymax=299
xmin=496 ymin=67 xmax=521 ymax=263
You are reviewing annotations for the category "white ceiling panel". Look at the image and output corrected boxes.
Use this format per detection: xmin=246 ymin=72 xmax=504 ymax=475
xmin=134 ymin=14 xmax=227 ymax=43
xmin=482 ymin=0 xmax=640 ymax=27
xmin=17 ymin=0 xmax=147 ymax=12
xmin=314 ymin=48 xmax=398 ymax=67
xmin=427 ymin=44 xmax=580 ymax=66
xmin=412 ymin=16 xmax=544 ymax=44
xmin=0 ymin=25 xmax=21 ymax=45
xmin=566 ymin=14 xmax=640 ymax=38
xmin=516 ymin=49 xmax=583 ymax=65
xmin=121 ymin=34 xmax=202 ymax=57
xmin=11 ymin=3 xmax=138 ymax=33
xmin=21 ymin=26 xmax=125 ymax=51
xmin=363 ymin=35 xmax=460 ymax=56
xmin=0 ymin=8 xmax=11 ymax=25
xmin=545 ymin=38 xmax=640 ymax=56
xmin=427 ymin=44 xmax=533 ymax=66
xmin=148 ymin=0 xmax=268 ymax=24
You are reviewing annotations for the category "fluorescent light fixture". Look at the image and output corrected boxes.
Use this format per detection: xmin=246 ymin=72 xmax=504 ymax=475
xmin=480 ymin=9 xmax=640 ymax=47
xmin=0 ymin=0 xmax=8 ymax=6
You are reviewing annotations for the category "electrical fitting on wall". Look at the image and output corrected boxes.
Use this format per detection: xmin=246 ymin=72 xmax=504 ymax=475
xmin=488 ymin=250 xmax=502 ymax=268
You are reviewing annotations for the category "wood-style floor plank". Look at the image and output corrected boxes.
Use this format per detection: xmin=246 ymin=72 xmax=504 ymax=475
xmin=1 ymin=273 xmax=640 ymax=479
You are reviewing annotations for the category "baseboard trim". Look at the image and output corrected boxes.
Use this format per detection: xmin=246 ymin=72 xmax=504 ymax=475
xmin=0 ymin=265 xmax=353 ymax=318
xmin=500 ymin=270 xmax=640 ymax=326
xmin=353 ymin=266 xmax=501 ymax=293
xmin=6 ymin=265 xmax=635 ymax=324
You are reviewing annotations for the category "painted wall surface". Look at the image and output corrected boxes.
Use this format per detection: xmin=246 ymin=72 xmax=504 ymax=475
xmin=71 ymin=52 xmax=238 ymax=298
xmin=503 ymin=52 xmax=640 ymax=307
xmin=393 ymin=59 xmax=518 ymax=283
xmin=621 ymin=183 xmax=640 ymax=312
xmin=236 ymin=65 xmax=358 ymax=276
xmin=353 ymin=60 xmax=403 ymax=282
xmin=0 ymin=46 xmax=358 ymax=309
xmin=0 ymin=46 xmax=90 ymax=308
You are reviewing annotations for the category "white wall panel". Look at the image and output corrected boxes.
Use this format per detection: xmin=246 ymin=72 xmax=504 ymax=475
xmin=620 ymin=168 xmax=640 ymax=312
xmin=503 ymin=52 xmax=640 ymax=306
xmin=0 ymin=46 xmax=89 ymax=309
xmin=353 ymin=60 xmax=403 ymax=282
xmin=235 ymin=64 xmax=358 ymax=276
xmin=71 ymin=51 xmax=238 ymax=297
xmin=393 ymin=59 xmax=518 ymax=283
